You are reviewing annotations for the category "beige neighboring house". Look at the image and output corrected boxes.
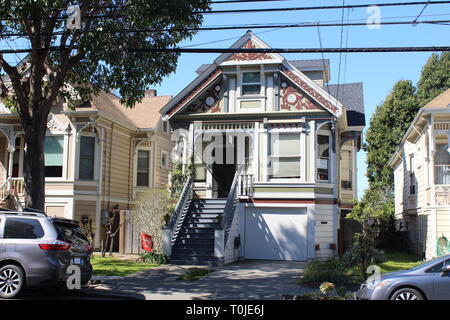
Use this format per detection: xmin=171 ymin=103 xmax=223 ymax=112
xmin=0 ymin=89 xmax=173 ymax=250
xmin=390 ymin=88 xmax=450 ymax=260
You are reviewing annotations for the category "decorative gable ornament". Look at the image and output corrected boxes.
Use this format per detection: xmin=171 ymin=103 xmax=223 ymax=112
xmin=225 ymin=39 xmax=273 ymax=62
xmin=47 ymin=113 xmax=68 ymax=133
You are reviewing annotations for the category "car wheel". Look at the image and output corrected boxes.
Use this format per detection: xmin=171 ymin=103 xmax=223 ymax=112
xmin=0 ymin=265 xmax=25 ymax=299
xmin=391 ymin=288 xmax=424 ymax=301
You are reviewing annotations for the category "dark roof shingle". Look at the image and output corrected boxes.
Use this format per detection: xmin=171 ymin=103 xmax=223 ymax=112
xmin=327 ymin=82 xmax=365 ymax=127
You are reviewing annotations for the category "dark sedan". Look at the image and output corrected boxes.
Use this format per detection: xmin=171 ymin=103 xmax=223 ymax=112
xmin=356 ymin=254 xmax=450 ymax=300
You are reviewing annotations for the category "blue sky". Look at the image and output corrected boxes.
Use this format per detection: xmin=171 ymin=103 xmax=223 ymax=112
xmin=150 ymin=0 xmax=450 ymax=197
xmin=2 ymin=0 xmax=450 ymax=197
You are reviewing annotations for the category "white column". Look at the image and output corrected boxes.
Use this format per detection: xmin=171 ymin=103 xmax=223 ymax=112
xmin=7 ymin=145 xmax=15 ymax=191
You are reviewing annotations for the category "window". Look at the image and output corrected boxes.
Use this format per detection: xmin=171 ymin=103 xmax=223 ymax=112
xmin=340 ymin=149 xmax=352 ymax=190
xmin=45 ymin=136 xmax=64 ymax=178
xmin=161 ymin=151 xmax=169 ymax=169
xmin=269 ymin=133 xmax=301 ymax=179
xmin=79 ymin=135 xmax=96 ymax=180
xmin=426 ymin=259 xmax=450 ymax=273
xmin=317 ymin=134 xmax=330 ymax=181
xmin=409 ymin=154 xmax=416 ymax=195
xmin=136 ymin=149 xmax=150 ymax=187
xmin=242 ymin=72 xmax=261 ymax=95
xmin=3 ymin=218 xmax=44 ymax=239
xmin=435 ymin=142 xmax=450 ymax=185
xmin=162 ymin=121 xmax=169 ymax=134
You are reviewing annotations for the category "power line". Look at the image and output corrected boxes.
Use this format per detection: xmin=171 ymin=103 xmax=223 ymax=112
xmin=1 ymin=1 xmax=450 ymax=21
xmin=336 ymin=0 xmax=346 ymax=104
xmin=413 ymin=0 xmax=432 ymax=24
xmin=2 ymin=19 xmax=450 ymax=37
xmin=1 ymin=46 xmax=450 ymax=55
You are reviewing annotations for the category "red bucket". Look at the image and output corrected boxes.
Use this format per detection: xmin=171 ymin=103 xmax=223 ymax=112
xmin=140 ymin=233 xmax=153 ymax=252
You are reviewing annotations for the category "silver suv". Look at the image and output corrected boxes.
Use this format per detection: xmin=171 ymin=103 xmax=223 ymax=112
xmin=0 ymin=209 xmax=93 ymax=299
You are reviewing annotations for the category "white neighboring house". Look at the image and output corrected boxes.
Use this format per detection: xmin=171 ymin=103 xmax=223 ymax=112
xmin=390 ymin=88 xmax=450 ymax=260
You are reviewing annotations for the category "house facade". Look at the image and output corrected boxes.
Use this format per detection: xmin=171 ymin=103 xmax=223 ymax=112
xmin=0 ymin=89 xmax=173 ymax=250
xmin=161 ymin=32 xmax=365 ymax=265
xmin=390 ymin=88 xmax=450 ymax=260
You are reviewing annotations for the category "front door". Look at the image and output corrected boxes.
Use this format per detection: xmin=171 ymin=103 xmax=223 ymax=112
xmin=212 ymin=136 xmax=237 ymax=198
xmin=433 ymin=258 xmax=450 ymax=299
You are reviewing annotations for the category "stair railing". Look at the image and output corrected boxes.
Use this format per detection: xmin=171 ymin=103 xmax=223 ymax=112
xmin=220 ymin=165 xmax=243 ymax=245
xmin=166 ymin=176 xmax=193 ymax=245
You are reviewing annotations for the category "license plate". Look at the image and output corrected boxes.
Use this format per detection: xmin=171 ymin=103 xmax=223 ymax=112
xmin=72 ymin=257 xmax=84 ymax=265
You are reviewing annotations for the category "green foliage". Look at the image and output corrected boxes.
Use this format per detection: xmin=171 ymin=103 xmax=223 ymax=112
xmin=300 ymin=258 xmax=349 ymax=286
xmin=178 ymin=268 xmax=214 ymax=281
xmin=140 ymin=252 xmax=167 ymax=265
xmin=364 ymin=80 xmax=419 ymax=189
xmin=347 ymin=186 xmax=391 ymax=280
xmin=0 ymin=0 xmax=212 ymax=107
xmin=417 ymin=52 xmax=450 ymax=106
xmin=91 ymin=256 xmax=159 ymax=276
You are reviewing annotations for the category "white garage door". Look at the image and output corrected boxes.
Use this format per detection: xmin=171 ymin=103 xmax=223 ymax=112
xmin=244 ymin=207 xmax=307 ymax=261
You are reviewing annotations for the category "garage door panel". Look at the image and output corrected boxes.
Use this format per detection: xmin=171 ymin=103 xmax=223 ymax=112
xmin=244 ymin=207 xmax=307 ymax=261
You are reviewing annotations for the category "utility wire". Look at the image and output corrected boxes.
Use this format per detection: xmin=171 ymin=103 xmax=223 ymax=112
xmin=1 ymin=46 xmax=450 ymax=55
xmin=413 ymin=0 xmax=432 ymax=24
xmin=1 ymin=1 xmax=450 ymax=21
xmin=2 ymin=19 xmax=450 ymax=37
xmin=336 ymin=0 xmax=346 ymax=104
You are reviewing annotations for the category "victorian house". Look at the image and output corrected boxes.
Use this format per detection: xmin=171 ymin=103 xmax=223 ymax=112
xmin=161 ymin=31 xmax=365 ymax=265
xmin=390 ymin=88 xmax=450 ymax=260
xmin=0 ymin=87 xmax=173 ymax=251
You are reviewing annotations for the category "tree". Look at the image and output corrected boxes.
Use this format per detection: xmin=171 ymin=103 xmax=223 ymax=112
xmin=417 ymin=52 xmax=450 ymax=106
xmin=132 ymin=189 xmax=172 ymax=253
xmin=364 ymin=80 xmax=419 ymax=190
xmin=0 ymin=0 xmax=210 ymax=210
xmin=346 ymin=186 xmax=393 ymax=280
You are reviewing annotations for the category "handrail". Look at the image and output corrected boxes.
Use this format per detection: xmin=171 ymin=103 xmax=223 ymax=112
xmin=166 ymin=176 xmax=193 ymax=245
xmin=221 ymin=165 xmax=243 ymax=245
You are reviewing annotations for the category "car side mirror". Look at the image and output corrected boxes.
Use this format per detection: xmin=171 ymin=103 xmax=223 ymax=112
xmin=440 ymin=265 xmax=450 ymax=277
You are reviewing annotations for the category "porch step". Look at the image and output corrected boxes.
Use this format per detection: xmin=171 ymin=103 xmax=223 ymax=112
xmin=170 ymin=198 xmax=227 ymax=267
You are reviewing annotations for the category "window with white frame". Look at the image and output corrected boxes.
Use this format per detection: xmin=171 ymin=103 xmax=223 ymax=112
xmin=44 ymin=135 xmax=64 ymax=178
xmin=409 ymin=154 xmax=416 ymax=195
xmin=161 ymin=150 xmax=169 ymax=169
xmin=340 ymin=148 xmax=352 ymax=190
xmin=242 ymin=72 xmax=261 ymax=96
xmin=136 ymin=149 xmax=151 ymax=187
xmin=434 ymin=135 xmax=450 ymax=185
xmin=79 ymin=135 xmax=96 ymax=180
xmin=317 ymin=133 xmax=330 ymax=182
xmin=269 ymin=132 xmax=301 ymax=179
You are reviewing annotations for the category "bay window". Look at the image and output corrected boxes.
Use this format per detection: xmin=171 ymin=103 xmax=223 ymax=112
xmin=269 ymin=132 xmax=301 ymax=179
xmin=435 ymin=140 xmax=450 ymax=185
xmin=45 ymin=135 xmax=64 ymax=178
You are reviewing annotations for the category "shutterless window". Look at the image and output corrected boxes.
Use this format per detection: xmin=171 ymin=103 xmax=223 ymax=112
xmin=242 ymin=72 xmax=261 ymax=95
xmin=3 ymin=218 xmax=44 ymax=239
xmin=317 ymin=135 xmax=330 ymax=181
xmin=45 ymin=136 xmax=64 ymax=178
xmin=409 ymin=155 xmax=416 ymax=195
xmin=136 ymin=149 xmax=150 ymax=187
xmin=269 ymin=133 xmax=301 ymax=179
xmin=79 ymin=136 xmax=96 ymax=180
xmin=435 ymin=142 xmax=450 ymax=185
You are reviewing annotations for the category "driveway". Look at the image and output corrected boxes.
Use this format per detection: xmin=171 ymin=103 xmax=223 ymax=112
xmin=96 ymin=260 xmax=306 ymax=300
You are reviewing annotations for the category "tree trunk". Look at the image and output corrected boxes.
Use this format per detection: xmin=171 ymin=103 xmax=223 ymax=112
xmin=23 ymin=117 xmax=47 ymax=211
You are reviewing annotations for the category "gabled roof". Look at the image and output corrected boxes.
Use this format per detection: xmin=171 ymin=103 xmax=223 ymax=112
xmin=161 ymin=31 xmax=344 ymax=119
xmin=327 ymin=83 xmax=365 ymax=127
xmin=73 ymin=91 xmax=171 ymax=129
xmin=423 ymin=88 xmax=450 ymax=109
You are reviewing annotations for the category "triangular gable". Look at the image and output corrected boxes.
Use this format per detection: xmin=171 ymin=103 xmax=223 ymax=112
xmin=280 ymin=63 xmax=343 ymax=117
xmin=165 ymin=68 xmax=222 ymax=118
xmin=161 ymin=31 xmax=344 ymax=119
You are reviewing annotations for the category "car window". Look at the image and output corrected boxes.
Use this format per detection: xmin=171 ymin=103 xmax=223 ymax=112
xmin=426 ymin=259 xmax=450 ymax=273
xmin=3 ymin=218 xmax=44 ymax=239
xmin=53 ymin=222 xmax=88 ymax=245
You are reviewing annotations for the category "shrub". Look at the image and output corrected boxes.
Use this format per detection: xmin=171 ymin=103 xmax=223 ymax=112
xmin=140 ymin=252 xmax=167 ymax=265
xmin=300 ymin=258 xmax=348 ymax=286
